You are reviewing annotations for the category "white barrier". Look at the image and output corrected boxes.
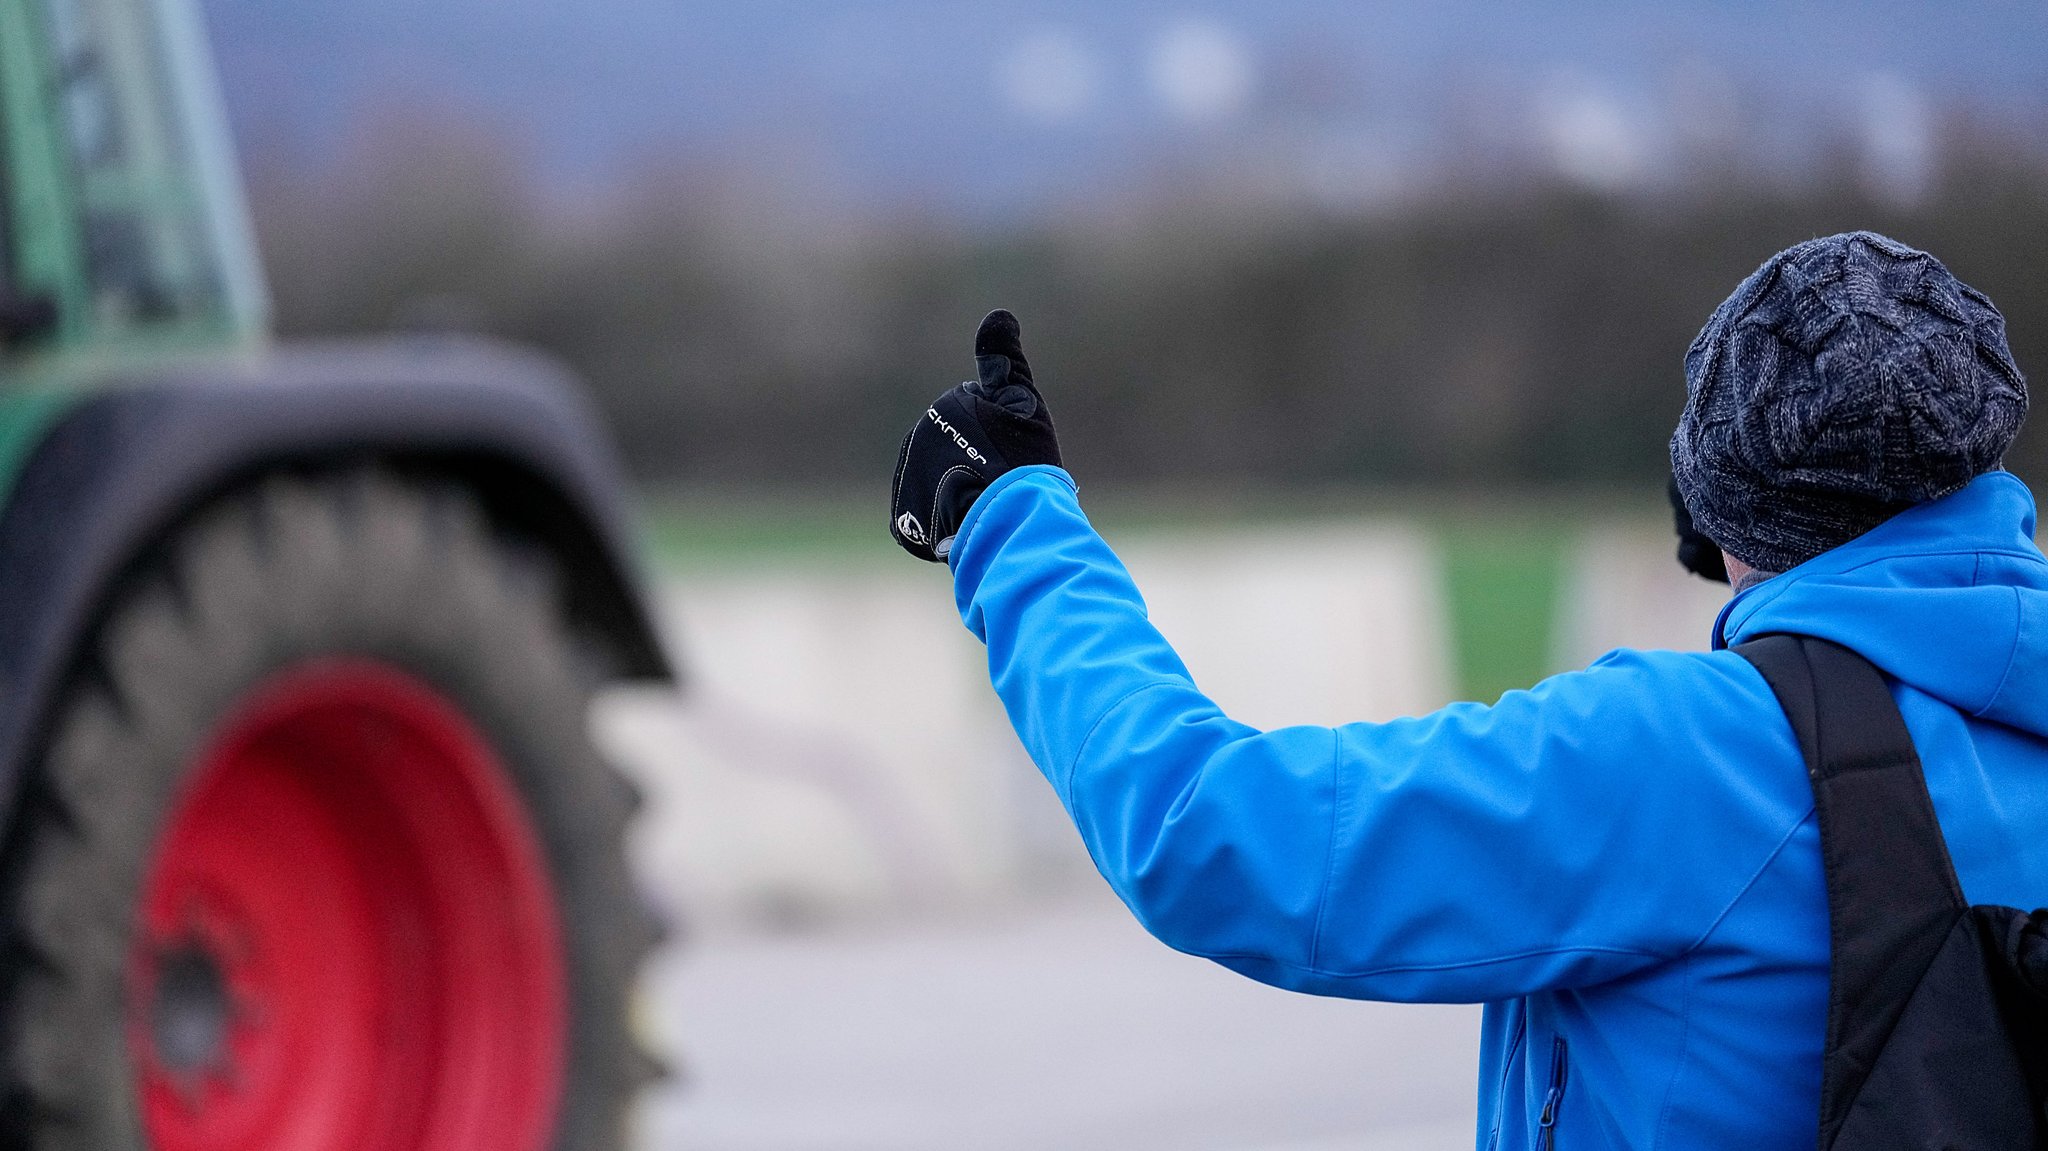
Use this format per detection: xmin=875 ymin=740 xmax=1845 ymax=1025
xmin=1554 ymin=524 xmax=1729 ymax=668
xmin=597 ymin=568 xmax=1028 ymax=931
xmin=597 ymin=521 xmax=1451 ymax=932
xmin=1115 ymin=522 xmax=1452 ymax=728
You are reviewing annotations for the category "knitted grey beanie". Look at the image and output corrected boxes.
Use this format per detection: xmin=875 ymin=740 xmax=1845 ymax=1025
xmin=1671 ymin=231 xmax=2028 ymax=572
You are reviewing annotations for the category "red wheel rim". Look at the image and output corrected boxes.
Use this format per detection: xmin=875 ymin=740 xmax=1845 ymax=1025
xmin=129 ymin=659 xmax=568 ymax=1151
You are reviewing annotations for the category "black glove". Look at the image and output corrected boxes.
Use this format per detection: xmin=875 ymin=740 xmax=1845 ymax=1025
xmin=889 ymin=309 xmax=1062 ymax=562
xmin=1669 ymin=474 xmax=1728 ymax=583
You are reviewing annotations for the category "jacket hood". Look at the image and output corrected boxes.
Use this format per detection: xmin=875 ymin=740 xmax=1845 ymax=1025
xmin=1716 ymin=470 xmax=2048 ymax=736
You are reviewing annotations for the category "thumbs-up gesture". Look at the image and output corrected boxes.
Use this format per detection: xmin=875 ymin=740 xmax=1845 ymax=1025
xmin=889 ymin=309 xmax=1063 ymax=562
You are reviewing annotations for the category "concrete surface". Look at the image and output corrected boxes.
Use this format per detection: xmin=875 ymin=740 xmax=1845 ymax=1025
xmin=634 ymin=887 xmax=1483 ymax=1151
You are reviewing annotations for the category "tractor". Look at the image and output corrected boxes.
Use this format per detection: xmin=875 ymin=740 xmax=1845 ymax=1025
xmin=0 ymin=0 xmax=671 ymax=1148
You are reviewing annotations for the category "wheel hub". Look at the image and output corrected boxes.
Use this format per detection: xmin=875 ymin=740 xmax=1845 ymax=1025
xmin=147 ymin=942 xmax=233 ymax=1077
xmin=128 ymin=659 xmax=569 ymax=1151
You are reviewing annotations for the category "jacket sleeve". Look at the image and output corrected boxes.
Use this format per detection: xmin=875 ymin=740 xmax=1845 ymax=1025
xmin=950 ymin=466 xmax=1813 ymax=1003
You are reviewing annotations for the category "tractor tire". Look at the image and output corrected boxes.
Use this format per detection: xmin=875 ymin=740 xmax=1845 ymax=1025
xmin=0 ymin=468 xmax=660 ymax=1151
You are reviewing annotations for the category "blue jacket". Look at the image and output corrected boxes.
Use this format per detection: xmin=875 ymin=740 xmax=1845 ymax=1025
xmin=948 ymin=465 xmax=2048 ymax=1150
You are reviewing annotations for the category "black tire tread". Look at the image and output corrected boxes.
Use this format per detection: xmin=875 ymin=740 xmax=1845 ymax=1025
xmin=0 ymin=467 xmax=660 ymax=1151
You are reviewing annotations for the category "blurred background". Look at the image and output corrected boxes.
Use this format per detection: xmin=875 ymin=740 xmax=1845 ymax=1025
xmin=201 ymin=1 xmax=2046 ymax=1147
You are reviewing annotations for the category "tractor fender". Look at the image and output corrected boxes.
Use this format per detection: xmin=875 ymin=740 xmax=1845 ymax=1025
xmin=0 ymin=337 xmax=677 ymax=835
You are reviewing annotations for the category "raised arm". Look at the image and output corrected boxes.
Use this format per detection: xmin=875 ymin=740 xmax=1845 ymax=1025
xmin=949 ymin=466 xmax=1809 ymax=1002
xmin=888 ymin=313 xmax=1810 ymax=1004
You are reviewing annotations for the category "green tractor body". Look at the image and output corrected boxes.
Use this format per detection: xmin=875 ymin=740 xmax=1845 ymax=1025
xmin=0 ymin=3 xmax=670 ymax=1148
xmin=0 ymin=0 xmax=264 ymax=478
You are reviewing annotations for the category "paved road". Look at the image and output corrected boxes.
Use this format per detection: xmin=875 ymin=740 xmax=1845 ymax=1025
xmin=636 ymin=887 xmax=1483 ymax=1151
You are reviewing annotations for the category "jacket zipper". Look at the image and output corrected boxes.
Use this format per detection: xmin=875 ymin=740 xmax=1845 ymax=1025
xmin=1536 ymin=1035 xmax=1569 ymax=1150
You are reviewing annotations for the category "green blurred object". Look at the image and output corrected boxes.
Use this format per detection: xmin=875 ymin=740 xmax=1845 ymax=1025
xmin=0 ymin=4 xmax=668 ymax=1147
xmin=0 ymin=0 xmax=274 ymax=501
xmin=1440 ymin=522 xmax=1569 ymax=703
xmin=642 ymin=493 xmax=889 ymax=571
xmin=0 ymin=0 xmax=267 ymax=397
xmin=0 ymin=386 xmax=69 ymax=499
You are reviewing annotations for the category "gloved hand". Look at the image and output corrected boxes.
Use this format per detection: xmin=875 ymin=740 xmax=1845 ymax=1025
xmin=889 ymin=309 xmax=1062 ymax=562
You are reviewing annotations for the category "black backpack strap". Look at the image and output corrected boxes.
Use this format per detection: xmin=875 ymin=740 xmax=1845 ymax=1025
xmin=1733 ymin=634 xmax=1968 ymax=1145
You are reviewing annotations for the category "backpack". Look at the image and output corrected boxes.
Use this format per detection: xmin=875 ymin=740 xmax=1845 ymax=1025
xmin=1734 ymin=634 xmax=2048 ymax=1149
